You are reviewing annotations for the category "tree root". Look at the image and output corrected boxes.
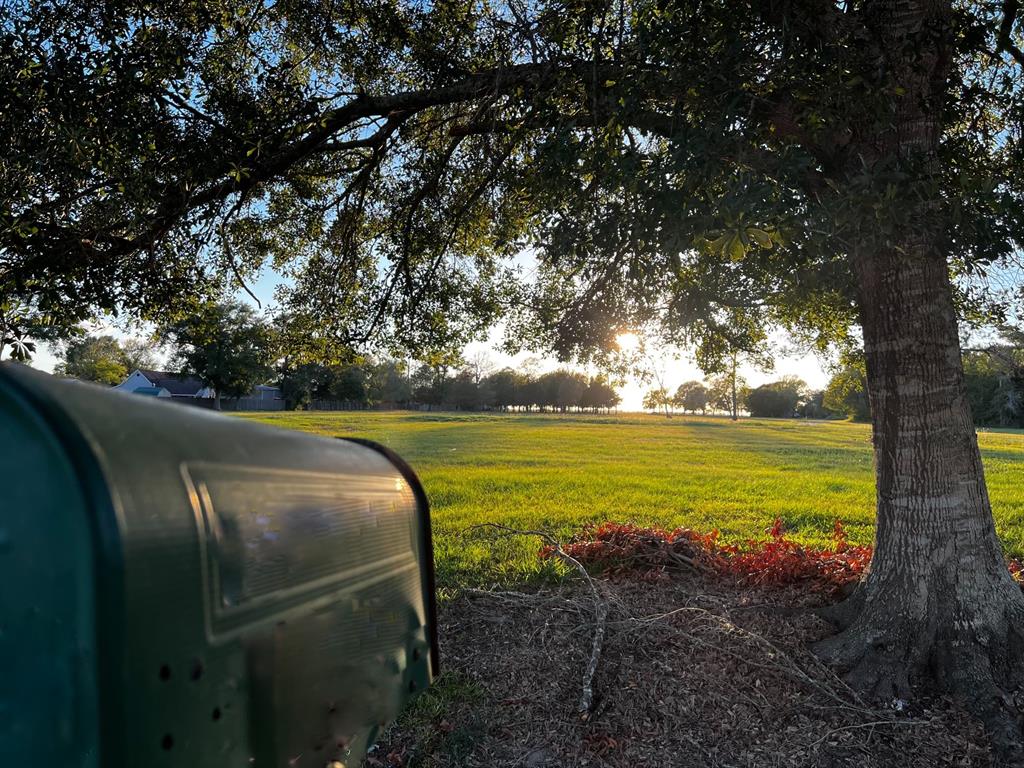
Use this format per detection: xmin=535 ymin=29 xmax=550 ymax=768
xmin=815 ymin=586 xmax=1024 ymax=765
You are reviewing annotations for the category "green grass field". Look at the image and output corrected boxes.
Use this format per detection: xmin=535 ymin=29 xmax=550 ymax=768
xmin=240 ymin=411 xmax=1024 ymax=588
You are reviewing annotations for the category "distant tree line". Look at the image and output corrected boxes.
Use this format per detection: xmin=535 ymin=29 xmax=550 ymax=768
xmin=649 ymin=341 xmax=1024 ymax=424
xmin=49 ymin=301 xmax=622 ymax=414
xmin=55 ymin=304 xmax=1024 ymax=427
xmin=644 ymin=374 xmax=826 ymax=419
xmin=55 ymin=334 xmax=159 ymax=385
xmin=283 ymin=360 xmax=621 ymax=413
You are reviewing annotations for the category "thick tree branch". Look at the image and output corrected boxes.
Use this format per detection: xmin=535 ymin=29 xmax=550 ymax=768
xmin=449 ymin=108 xmax=676 ymax=139
xmin=997 ymin=0 xmax=1024 ymax=67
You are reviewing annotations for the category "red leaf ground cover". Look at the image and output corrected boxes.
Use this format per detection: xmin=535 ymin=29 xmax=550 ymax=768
xmin=541 ymin=519 xmax=873 ymax=593
xmin=545 ymin=519 xmax=1024 ymax=593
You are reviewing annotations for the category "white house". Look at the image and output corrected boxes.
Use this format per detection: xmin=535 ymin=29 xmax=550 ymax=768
xmin=115 ymin=369 xmax=215 ymax=399
xmin=114 ymin=370 xmax=282 ymax=402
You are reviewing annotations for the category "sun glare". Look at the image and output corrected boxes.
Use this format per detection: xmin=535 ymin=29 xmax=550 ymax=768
xmin=615 ymin=332 xmax=641 ymax=352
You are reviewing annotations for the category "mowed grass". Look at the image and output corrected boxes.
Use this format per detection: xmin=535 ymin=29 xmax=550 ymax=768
xmin=239 ymin=411 xmax=1024 ymax=588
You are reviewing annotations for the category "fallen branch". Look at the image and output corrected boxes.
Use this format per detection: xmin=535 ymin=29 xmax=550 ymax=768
xmin=467 ymin=522 xmax=607 ymax=718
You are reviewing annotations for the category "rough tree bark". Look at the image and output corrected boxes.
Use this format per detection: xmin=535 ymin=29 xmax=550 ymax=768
xmin=816 ymin=245 xmax=1024 ymax=755
xmin=815 ymin=0 xmax=1024 ymax=756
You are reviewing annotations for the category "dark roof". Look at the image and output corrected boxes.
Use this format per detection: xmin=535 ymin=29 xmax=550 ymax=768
xmin=139 ymin=369 xmax=206 ymax=396
xmin=132 ymin=386 xmax=170 ymax=397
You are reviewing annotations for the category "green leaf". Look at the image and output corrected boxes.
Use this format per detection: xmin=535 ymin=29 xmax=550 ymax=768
xmin=708 ymin=234 xmax=729 ymax=255
xmin=727 ymin=234 xmax=746 ymax=261
xmin=748 ymin=228 xmax=773 ymax=248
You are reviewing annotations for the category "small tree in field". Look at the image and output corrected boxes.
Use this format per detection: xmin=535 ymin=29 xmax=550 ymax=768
xmin=707 ymin=371 xmax=746 ymax=419
xmin=580 ymin=375 xmax=621 ymax=413
xmin=159 ymin=302 xmax=273 ymax=409
xmin=643 ymin=387 xmax=672 ymax=417
xmin=673 ymin=381 xmax=708 ymax=414
xmin=747 ymin=383 xmax=799 ymax=418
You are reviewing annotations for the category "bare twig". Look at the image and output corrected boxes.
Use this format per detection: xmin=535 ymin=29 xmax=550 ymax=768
xmin=810 ymin=718 xmax=936 ymax=749
xmin=467 ymin=522 xmax=607 ymax=718
xmin=624 ymin=605 xmax=878 ymax=714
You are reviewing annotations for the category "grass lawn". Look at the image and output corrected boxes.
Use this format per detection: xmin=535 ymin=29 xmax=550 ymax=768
xmin=239 ymin=411 xmax=1024 ymax=589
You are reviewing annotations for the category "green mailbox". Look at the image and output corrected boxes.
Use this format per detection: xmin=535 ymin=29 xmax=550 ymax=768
xmin=0 ymin=363 xmax=438 ymax=767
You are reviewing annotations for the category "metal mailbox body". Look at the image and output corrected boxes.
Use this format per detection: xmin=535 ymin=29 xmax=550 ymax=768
xmin=0 ymin=363 xmax=438 ymax=767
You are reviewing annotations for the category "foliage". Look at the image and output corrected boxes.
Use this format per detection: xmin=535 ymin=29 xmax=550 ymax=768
xmin=545 ymin=519 xmax=873 ymax=593
xmin=278 ymin=360 xmax=372 ymax=408
xmin=8 ymin=0 xmax=1024 ymax=364
xmin=158 ymin=300 xmax=273 ymax=406
xmin=745 ymin=377 xmax=807 ymax=418
xmin=240 ymin=410 xmax=1024 ymax=587
xmin=797 ymin=390 xmax=829 ymax=419
xmin=55 ymin=335 xmax=127 ymax=384
xmin=278 ymin=352 xmax=415 ymax=409
xmin=280 ymin=362 xmax=337 ymax=409
xmin=706 ymin=371 xmax=744 ymax=416
xmin=642 ymin=387 xmax=672 ymax=414
xmin=824 ymin=336 xmax=1024 ymax=427
xmin=580 ymin=375 xmax=620 ymax=412
xmin=279 ymin=359 xmax=619 ymax=412
xmin=961 ymin=336 xmax=1024 ymax=427
xmin=551 ymin=517 xmax=1024 ymax=596
xmin=54 ymin=333 xmax=160 ymax=384
xmin=419 ymin=366 xmax=618 ymax=412
xmin=712 ymin=519 xmax=872 ymax=590
xmin=823 ymin=362 xmax=871 ymax=422
xmin=673 ymin=381 xmax=708 ymax=413
xmin=0 ymin=284 xmax=80 ymax=362
xmin=119 ymin=336 xmax=159 ymax=373
xmin=448 ymin=371 xmax=484 ymax=410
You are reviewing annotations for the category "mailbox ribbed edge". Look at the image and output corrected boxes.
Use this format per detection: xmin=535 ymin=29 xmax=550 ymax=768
xmin=339 ymin=437 xmax=440 ymax=679
xmin=0 ymin=364 xmax=125 ymax=768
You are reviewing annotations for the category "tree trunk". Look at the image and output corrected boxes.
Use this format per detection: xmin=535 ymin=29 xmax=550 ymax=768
xmin=730 ymin=355 xmax=738 ymax=421
xmin=813 ymin=3 xmax=1024 ymax=754
xmin=815 ymin=244 xmax=1024 ymax=757
xmin=214 ymin=390 xmax=222 ymax=411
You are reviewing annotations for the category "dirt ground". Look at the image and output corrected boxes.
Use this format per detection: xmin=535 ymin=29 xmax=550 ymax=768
xmin=370 ymin=575 xmax=994 ymax=767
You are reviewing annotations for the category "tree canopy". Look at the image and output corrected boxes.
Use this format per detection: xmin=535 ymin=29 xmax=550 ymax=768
xmin=6 ymin=1 xmax=1023 ymax=363
xmin=673 ymin=380 xmax=708 ymax=413
xmin=158 ymin=300 xmax=273 ymax=407
xmin=54 ymin=333 xmax=158 ymax=384
xmin=746 ymin=376 xmax=808 ymax=418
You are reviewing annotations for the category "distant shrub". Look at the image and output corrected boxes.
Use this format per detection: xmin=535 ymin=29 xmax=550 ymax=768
xmin=746 ymin=379 xmax=806 ymax=418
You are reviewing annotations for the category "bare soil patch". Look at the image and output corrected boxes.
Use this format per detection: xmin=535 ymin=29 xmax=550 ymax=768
xmin=370 ymin=576 xmax=992 ymax=767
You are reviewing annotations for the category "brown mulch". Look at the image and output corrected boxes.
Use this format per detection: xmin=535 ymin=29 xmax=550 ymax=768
xmin=369 ymin=575 xmax=993 ymax=768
